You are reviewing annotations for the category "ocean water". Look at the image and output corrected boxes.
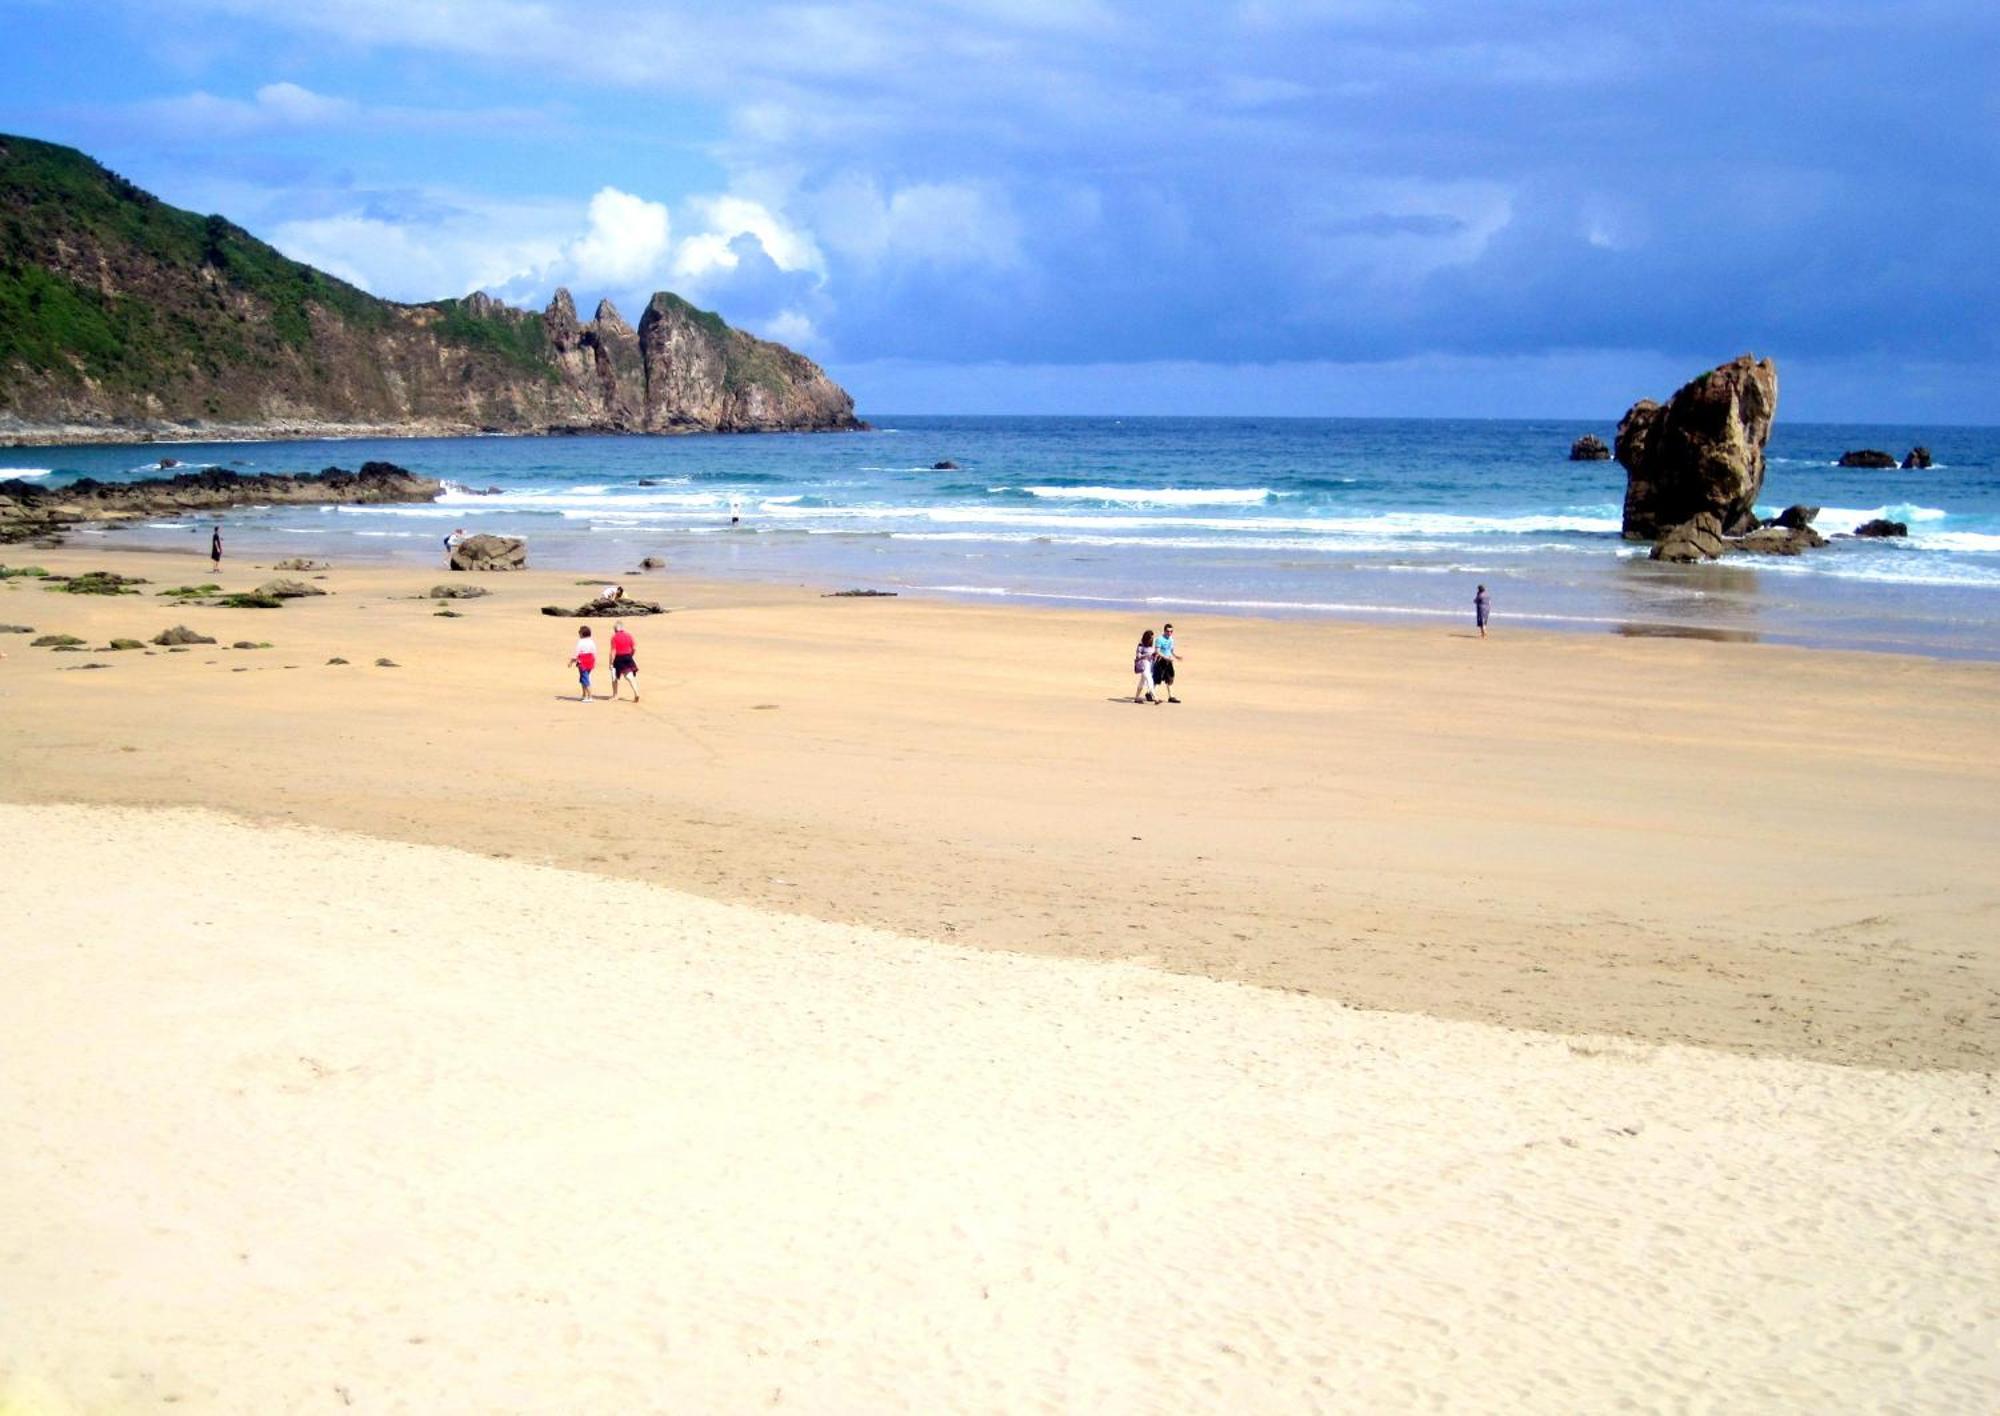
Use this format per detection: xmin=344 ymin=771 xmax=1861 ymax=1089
xmin=7 ymin=416 xmax=1999 ymax=658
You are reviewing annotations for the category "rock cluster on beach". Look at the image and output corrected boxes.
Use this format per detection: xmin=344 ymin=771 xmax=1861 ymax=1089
xmin=0 ymin=136 xmax=864 ymax=443
xmin=0 ymin=463 xmax=441 ymax=540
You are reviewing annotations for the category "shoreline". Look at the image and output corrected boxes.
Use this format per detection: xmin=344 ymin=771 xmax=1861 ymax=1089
xmin=49 ymin=522 xmax=2000 ymax=663
xmin=4 ymin=543 xmax=1996 ymax=1071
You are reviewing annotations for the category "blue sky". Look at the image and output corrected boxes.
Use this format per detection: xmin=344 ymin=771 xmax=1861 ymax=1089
xmin=5 ymin=0 xmax=1996 ymax=421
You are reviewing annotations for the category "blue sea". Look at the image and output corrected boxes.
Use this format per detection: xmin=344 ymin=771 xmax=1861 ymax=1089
xmin=7 ymin=416 xmax=1999 ymax=658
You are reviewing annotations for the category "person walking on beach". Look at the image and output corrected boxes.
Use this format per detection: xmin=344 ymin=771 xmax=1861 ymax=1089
xmin=608 ymin=620 xmax=640 ymax=702
xmin=568 ymin=624 xmax=598 ymax=701
xmin=1474 ymin=584 xmax=1491 ymax=639
xmin=1132 ymin=629 xmax=1159 ymax=703
xmin=1153 ymin=622 xmax=1182 ymax=703
xmin=210 ymin=524 xmax=223 ymax=571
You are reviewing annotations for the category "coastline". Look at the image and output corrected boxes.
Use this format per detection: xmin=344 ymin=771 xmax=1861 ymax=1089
xmin=0 ymin=419 xmax=870 ymax=447
xmin=4 ymin=544 xmax=1996 ymax=1070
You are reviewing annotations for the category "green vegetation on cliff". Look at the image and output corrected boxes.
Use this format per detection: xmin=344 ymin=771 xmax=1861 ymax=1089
xmin=0 ymin=132 xmax=858 ymax=435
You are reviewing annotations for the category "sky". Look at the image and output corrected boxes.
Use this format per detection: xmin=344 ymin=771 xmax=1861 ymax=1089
xmin=4 ymin=0 xmax=1997 ymax=422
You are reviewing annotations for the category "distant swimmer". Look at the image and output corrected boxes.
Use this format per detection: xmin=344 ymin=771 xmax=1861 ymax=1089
xmin=1474 ymin=584 xmax=1490 ymax=639
xmin=568 ymin=624 xmax=597 ymax=701
xmin=609 ymin=620 xmax=640 ymax=702
xmin=210 ymin=524 xmax=223 ymax=570
xmin=728 ymin=494 xmax=743 ymax=527
xmin=1153 ymin=622 xmax=1182 ymax=703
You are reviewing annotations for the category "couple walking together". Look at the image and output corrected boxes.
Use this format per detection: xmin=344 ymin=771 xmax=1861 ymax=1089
xmin=1131 ymin=623 xmax=1181 ymax=704
xmin=566 ymin=621 xmax=642 ymax=702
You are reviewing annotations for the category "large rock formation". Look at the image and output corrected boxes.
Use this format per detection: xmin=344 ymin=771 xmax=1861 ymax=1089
xmin=1569 ymin=434 xmax=1611 ymax=461
xmin=1615 ymin=355 xmax=1779 ymax=540
xmin=0 ymin=462 xmax=439 ymax=539
xmin=0 ymin=135 xmax=862 ymax=442
xmin=1837 ymin=449 xmax=1897 ymax=469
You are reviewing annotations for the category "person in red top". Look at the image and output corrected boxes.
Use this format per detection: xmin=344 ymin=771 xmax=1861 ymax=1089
xmin=608 ymin=620 xmax=641 ymax=702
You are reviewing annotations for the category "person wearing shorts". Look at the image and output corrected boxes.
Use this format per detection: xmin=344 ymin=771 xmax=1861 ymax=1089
xmin=609 ymin=620 xmax=640 ymax=702
xmin=568 ymin=625 xmax=597 ymax=701
xmin=1153 ymin=622 xmax=1181 ymax=702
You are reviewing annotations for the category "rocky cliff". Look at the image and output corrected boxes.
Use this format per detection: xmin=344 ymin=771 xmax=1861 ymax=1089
xmin=1615 ymin=355 xmax=1778 ymax=539
xmin=0 ymin=134 xmax=861 ymax=442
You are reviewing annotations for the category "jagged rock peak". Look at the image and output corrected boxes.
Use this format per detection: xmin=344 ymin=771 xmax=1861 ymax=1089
xmin=592 ymin=298 xmax=633 ymax=335
xmin=463 ymin=290 xmax=502 ymax=318
xmin=544 ymin=288 xmax=581 ymax=346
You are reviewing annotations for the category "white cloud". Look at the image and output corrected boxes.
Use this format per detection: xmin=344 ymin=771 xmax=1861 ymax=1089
xmin=565 ymin=188 xmax=672 ymax=288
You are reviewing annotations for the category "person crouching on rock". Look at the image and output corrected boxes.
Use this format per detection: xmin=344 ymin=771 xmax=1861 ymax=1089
xmin=609 ymin=620 xmax=640 ymax=702
xmin=568 ymin=624 xmax=597 ymax=702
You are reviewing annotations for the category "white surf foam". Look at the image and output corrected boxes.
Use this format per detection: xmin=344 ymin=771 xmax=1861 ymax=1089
xmin=1020 ymin=486 xmax=1274 ymax=506
xmin=0 ymin=468 xmax=54 ymax=478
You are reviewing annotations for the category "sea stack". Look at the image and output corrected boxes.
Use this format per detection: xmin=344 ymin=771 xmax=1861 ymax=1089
xmin=1614 ymin=355 xmax=1778 ymax=540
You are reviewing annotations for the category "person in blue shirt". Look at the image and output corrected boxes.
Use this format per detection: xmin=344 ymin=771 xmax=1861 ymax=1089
xmin=1153 ymin=622 xmax=1182 ymax=703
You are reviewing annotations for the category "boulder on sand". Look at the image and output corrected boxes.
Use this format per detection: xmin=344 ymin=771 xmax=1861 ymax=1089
xmin=428 ymin=584 xmax=490 ymax=599
xmin=253 ymin=578 xmax=325 ymax=599
xmin=449 ymin=533 xmax=527 ymax=571
xmin=1569 ymin=434 xmax=1611 ymax=461
xmin=1616 ymin=355 xmax=1778 ymax=540
xmin=1853 ymin=519 xmax=1909 ymax=538
xmin=152 ymin=624 xmax=216 ymax=646
xmin=541 ymin=595 xmax=666 ymax=618
xmin=1650 ymin=512 xmax=1727 ymax=563
xmin=1837 ymin=449 xmax=1897 ymax=469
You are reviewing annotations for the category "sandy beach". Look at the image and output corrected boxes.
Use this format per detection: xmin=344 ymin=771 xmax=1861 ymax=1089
xmin=3 ymin=544 xmax=1999 ymax=1408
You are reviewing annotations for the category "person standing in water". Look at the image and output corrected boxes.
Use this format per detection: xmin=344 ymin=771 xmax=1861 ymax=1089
xmin=608 ymin=620 xmax=640 ymax=702
xmin=568 ymin=624 xmax=597 ymax=702
xmin=210 ymin=524 xmax=223 ymax=571
xmin=1474 ymin=584 xmax=1490 ymax=639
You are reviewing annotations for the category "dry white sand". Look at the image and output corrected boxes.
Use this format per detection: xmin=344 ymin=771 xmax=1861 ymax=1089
xmin=2 ymin=803 xmax=1994 ymax=1412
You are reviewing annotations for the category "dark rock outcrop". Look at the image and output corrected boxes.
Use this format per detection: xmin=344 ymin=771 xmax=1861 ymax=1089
xmin=1568 ymin=435 xmax=1611 ymax=461
xmin=1650 ymin=513 xmax=1727 ymax=563
xmin=1616 ymin=355 xmax=1778 ymax=540
xmin=0 ymin=463 xmax=440 ymax=536
xmin=1771 ymin=505 xmax=1820 ymax=530
xmin=1733 ymin=524 xmax=1828 ymax=555
xmin=1853 ymin=519 xmax=1909 ymax=538
xmin=152 ymin=625 xmax=215 ymax=646
xmin=932 ymin=460 xmax=960 ymax=470
xmin=541 ymin=595 xmax=666 ymax=618
xmin=1902 ymin=446 xmax=1933 ymax=470
xmin=1837 ymin=449 xmax=1897 ymax=469
xmin=448 ymin=533 xmax=527 ymax=571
